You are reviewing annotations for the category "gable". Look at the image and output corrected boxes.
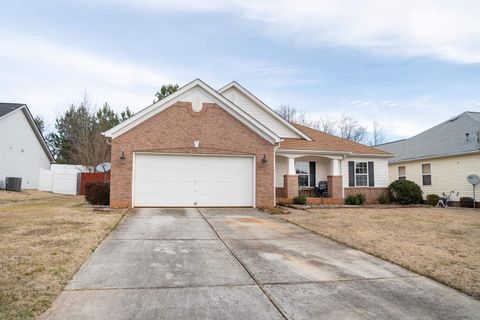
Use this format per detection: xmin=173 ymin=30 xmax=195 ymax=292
xmin=114 ymin=101 xmax=273 ymax=153
xmin=104 ymin=79 xmax=280 ymax=144
xmin=0 ymin=105 xmax=54 ymax=162
xmin=219 ymin=83 xmax=310 ymax=140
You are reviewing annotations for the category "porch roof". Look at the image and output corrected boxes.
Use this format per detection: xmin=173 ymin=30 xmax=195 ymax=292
xmin=279 ymin=123 xmax=393 ymax=157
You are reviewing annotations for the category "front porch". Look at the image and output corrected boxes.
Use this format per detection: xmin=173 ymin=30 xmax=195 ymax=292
xmin=275 ymin=152 xmax=344 ymax=203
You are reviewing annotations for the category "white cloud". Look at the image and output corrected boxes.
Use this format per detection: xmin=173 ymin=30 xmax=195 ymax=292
xmin=0 ymin=32 xmax=174 ymax=124
xmin=98 ymin=0 xmax=480 ymax=64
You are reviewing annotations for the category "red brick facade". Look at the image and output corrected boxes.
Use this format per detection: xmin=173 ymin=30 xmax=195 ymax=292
xmin=283 ymin=175 xmax=299 ymax=199
xmin=327 ymin=175 xmax=343 ymax=199
xmin=344 ymin=187 xmax=388 ymax=204
xmin=110 ymin=102 xmax=275 ymax=208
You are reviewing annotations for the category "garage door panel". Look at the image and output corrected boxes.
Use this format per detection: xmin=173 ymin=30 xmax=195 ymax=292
xmin=133 ymin=154 xmax=254 ymax=207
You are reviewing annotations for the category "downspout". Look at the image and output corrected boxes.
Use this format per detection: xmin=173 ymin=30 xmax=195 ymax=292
xmin=273 ymin=141 xmax=282 ymax=206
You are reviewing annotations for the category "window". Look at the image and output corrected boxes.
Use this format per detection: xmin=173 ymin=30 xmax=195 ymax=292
xmin=295 ymin=161 xmax=309 ymax=187
xmin=422 ymin=163 xmax=431 ymax=186
xmin=398 ymin=166 xmax=406 ymax=181
xmin=355 ymin=162 xmax=368 ymax=186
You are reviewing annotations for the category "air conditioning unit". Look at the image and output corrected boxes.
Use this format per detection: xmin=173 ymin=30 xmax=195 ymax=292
xmin=5 ymin=177 xmax=22 ymax=192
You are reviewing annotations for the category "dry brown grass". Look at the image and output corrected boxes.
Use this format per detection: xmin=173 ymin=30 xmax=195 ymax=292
xmin=280 ymin=207 xmax=480 ymax=298
xmin=0 ymin=190 xmax=127 ymax=319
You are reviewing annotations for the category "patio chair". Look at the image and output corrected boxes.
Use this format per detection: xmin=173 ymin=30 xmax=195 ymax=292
xmin=315 ymin=181 xmax=328 ymax=197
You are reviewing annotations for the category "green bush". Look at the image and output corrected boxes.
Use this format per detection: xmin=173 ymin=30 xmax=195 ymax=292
xmin=293 ymin=195 xmax=307 ymax=205
xmin=377 ymin=193 xmax=390 ymax=204
xmin=345 ymin=193 xmax=366 ymax=205
xmin=460 ymin=197 xmax=474 ymax=208
xmin=84 ymin=182 xmax=110 ymax=205
xmin=388 ymin=180 xmax=422 ymax=205
xmin=426 ymin=194 xmax=440 ymax=206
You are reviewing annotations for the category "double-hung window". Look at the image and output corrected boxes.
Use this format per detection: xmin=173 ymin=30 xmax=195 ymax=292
xmin=422 ymin=164 xmax=432 ymax=186
xmin=295 ymin=161 xmax=309 ymax=187
xmin=398 ymin=166 xmax=406 ymax=181
xmin=355 ymin=162 xmax=368 ymax=186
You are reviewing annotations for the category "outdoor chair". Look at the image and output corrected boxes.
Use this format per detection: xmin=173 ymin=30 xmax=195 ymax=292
xmin=315 ymin=181 xmax=328 ymax=197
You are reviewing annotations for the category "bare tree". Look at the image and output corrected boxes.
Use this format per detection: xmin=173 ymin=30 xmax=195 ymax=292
xmin=295 ymin=111 xmax=313 ymax=127
xmin=312 ymin=118 xmax=337 ymax=135
xmin=370 ymin=121 xmax=386 ymax=146
xmin=337 ymin=115 xmax=367 ymax=143
xmin=275 ymin=105 xmax=297 ymax=122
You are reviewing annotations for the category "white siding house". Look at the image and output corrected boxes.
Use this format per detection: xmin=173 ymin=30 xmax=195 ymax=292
xmin=0 ymin=103 xmax=54 ymax=189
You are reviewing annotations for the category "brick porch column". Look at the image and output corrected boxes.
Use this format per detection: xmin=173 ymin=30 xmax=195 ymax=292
xmin=328 ymin=175 xmax=343 ymax=198
xmin=284 ymin=175 xmax=299 ymax=199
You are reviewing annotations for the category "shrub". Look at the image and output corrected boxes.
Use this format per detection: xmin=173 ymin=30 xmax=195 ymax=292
xmin=377 ymin=193 xmax=390 ymax=204
xmin=345 ymin=193 xmax=366 ymax=205
xmin=426 ymin=194 xmax=440 ymax=206
xmin=293 ymin=195 xmax=307 ymax=205
xmin=388 ymin=180 xmax=422 ymax=205
xmin=460 ymin=197 xmax=474 ymax=208
xmin=84 ymin=182 xmax=110 ymax=205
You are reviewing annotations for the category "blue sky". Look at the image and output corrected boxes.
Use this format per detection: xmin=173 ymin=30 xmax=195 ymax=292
xmin=1 ymin=0 xmax=479 ymax=141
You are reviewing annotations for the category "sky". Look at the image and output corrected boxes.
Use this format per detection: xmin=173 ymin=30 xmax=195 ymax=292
xmin=1 ymin=0 xmax=479 ymax=141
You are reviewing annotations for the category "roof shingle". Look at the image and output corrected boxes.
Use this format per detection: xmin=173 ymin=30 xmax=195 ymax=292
xmin=0 ymin=103 xmax=25 ymax=118
xmin=279 ymin=123 xmax=392 ymax=156
xmin=377 ymin=111 xmax=480 ymax=162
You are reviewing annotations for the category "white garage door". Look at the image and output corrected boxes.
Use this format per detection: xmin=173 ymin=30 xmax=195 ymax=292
xmin=133 ymin=153 xmax=255 ymax=207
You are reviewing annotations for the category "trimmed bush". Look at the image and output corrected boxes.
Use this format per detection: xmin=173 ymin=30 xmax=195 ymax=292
xmin=426 ymin=194 xmax=440 ymax=206
xmin=345 ymin=193 xmax=366 ymax=205
xmin=84 ymin=182 xmax=110 ymax=206
xmin=377 ymin=193 xmax=390 ymax=204
xmin=388 ymin=180 xmax=422 ymax=205
xmin=293 ymin=195 xmax=307 ymax=205
xmin=460 ymin=197 xmax=474 ymax=208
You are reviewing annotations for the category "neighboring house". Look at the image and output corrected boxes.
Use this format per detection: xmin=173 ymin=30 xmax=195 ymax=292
xmin=377 ymin=111 xmax=480 ymax=204
xmin=103 ymin=79 xmax=391 ymax=208
xmin=0 ymin=103 xmax=55 ymax=189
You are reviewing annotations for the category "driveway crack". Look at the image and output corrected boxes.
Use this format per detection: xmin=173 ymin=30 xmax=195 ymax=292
xmin=196 ymin=208 xmax=289 ymax=320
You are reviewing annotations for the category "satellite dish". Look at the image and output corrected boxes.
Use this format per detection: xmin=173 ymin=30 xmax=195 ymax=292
xmin=96 ymin=162 xmax=111 ymax=173
xmin=467 ymin=174 xmax=480 ymax=186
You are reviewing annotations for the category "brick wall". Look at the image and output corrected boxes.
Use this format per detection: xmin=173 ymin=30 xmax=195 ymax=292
xmin=344 ymin=187 xmax=388 ymax=204
xmin=327 ymin=176 xmax=343 ymax=198
xmin=110 ymin=102 xmax=275 ymax=208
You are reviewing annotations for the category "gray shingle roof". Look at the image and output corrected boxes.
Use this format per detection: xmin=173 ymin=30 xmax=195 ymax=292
xmin=377 ymin=111 xmax=480 ymax=163
xmin=0 ymin=103 xmax=25 ymax=118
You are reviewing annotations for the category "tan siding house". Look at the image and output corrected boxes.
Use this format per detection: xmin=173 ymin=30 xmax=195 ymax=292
xmin=388 ymin=153 xmax=480 ymax=202
xmin=378 ymin=112 xmax=480 ymax=203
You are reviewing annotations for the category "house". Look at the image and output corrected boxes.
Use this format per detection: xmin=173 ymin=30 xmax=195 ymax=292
xmin=103 ymin=79 xmax=392 ymax=208
xmin=0 ymin=103 xmax=55 ymax=189
xmin=377 ymin=111 xmax=480 ymax=204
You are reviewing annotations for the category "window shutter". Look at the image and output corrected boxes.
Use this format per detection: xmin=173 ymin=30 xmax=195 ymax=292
xmin=348 ymin=161 xmax=355 ymax=187
xmin=309 ymin=162 xmax=316 ymax=187
xmin=368 ymin=161 xmax=375 ymax=187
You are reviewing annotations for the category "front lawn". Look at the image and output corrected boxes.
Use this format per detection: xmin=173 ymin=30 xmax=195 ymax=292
xmin=280 ymin=207 xmax=480 ymax=298
xmin=0 ymin=190 xmax=127 ymax=319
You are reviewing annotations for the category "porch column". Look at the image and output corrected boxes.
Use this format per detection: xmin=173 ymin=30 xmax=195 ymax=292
xmin=328 ymin=158 xmax=343 ymax=198
xmin=284 ymin=156 xmax=298 ymax=199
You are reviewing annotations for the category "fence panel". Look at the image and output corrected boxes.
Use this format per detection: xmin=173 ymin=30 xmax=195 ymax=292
xmin=79 ymin=172 xmax=110 ymax=195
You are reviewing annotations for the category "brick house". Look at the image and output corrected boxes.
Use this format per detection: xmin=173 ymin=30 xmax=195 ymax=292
xmin=103 ymin=79 xmax=392 ymax=208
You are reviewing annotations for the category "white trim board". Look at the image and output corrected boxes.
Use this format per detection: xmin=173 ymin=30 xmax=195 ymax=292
xmin=103 ymin=79 xmax=281 ymax=144
xmin=218 ymin=81 xmax=311 ymax=141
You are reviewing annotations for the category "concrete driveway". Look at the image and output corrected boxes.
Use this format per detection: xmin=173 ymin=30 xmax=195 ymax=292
xmin=41 ymin=208 xmax=480 ymax=319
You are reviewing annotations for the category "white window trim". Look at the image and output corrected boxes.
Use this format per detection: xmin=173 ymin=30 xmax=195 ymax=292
xmin=421 ymin=163 xmax=432 ymax=186
xmin=295 ymin=161 xmax=310 ymax=188
xmin=355 ymin=161 xmax=369 ymax=187
xmin=398 ymin=166 xmax=406 ymax=181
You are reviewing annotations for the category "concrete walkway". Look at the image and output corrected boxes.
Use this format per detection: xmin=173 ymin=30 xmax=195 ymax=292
xmin=41 ymin=208 xmax=480 ymax=319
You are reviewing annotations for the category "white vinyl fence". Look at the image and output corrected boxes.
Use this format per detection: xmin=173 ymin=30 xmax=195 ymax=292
xmin=38 ymin=164 xmax=89 ymax=195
